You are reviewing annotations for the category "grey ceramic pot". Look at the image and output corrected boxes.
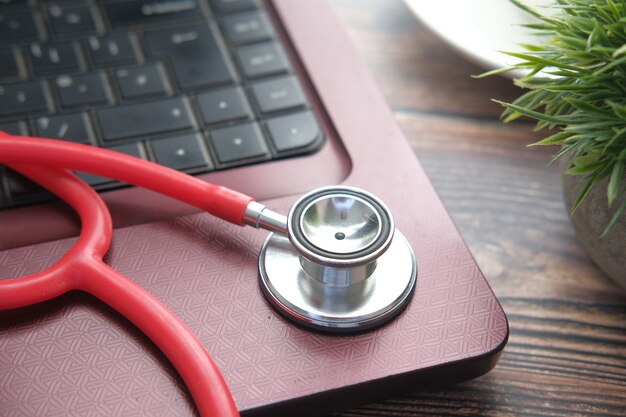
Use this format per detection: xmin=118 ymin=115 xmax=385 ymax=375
xmin=563 ymin=171 xmax=626 ymax=289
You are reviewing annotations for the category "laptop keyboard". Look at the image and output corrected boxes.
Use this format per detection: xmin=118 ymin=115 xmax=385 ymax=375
xmin=0 ymin=0 xmax=324 ymax=209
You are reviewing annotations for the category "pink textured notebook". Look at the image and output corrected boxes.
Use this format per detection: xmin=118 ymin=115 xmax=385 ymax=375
xmin=0 ymin=0 xmax=508 ymax=416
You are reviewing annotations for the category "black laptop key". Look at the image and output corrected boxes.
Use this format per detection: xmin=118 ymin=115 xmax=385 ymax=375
xmin=55 ymin=73 xmax=110 ymax=108
xmin=0 ymin=11 xmax=37 ymax=41
xmin=197 ymin=86 xmax=252 ymax=125
xmin=236 ymin=41 xmax=289 ymax=78
xmin=75 ymin=172 xmax=113 ymax=187
xmin=109 ymin=142 xmax=144 ymax=159
xmin=0 ymin=121 xmax=28 ymax=136
xmin=28 ymin=42 xmax=80 ymax=76
xmin=210 ymin=0 xmax=260 ymax=14
xmin=87 ymin=35 xmax=138 ymax=67
xmin=35 ymin=113 xmax=92 ymax=144
xmin=145 ymin=24 xmax=234 ymax=90
xmin=222 ymin=11 xmax=273 ymax=45
xmin=0 ymin=48 xmax=19 ymax=79
xmin=116 ymin=63 xmax=168 ymax=99
xmin=209 ymin=122 xmax=268 ymax=164
xmin=0 ymin=81 xmax=48 ymax=116
xmin=5 ymin=169 xmax=50 ymax=201
xmin=104 ymin=0 xmax=201 ymax=28
xmin=48 ymin=4 xmax=96 ymax=35
xmin=97 ymin=97 xmax=195 ymax=141
xmin=151 ymin=133 xmax=209 ymax=170
xmin=266 ymin=111 xmax=321 ymax=153
xmin=251 ymin=75 xmax=306 ymax=114
xmin=0 ymin=0 xmax=30 ymax=9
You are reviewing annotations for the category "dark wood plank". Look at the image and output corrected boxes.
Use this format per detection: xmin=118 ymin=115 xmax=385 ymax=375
xmin=328 ymin=0 xmax=626 ymax=416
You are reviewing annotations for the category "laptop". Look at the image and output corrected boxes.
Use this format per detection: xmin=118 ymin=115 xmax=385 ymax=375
xmin=0 ymin=0 xmax=508 ymax=416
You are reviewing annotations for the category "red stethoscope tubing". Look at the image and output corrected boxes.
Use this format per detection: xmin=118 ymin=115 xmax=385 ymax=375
xmin=1 ymin=134 xmax=253 ymax=224
xmin=0 ymin=132 xmax=244 ymax=417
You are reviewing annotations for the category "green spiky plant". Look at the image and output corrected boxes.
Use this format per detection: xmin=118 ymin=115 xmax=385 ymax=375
xmin=478 ymin=0 xmax=626 ymax=236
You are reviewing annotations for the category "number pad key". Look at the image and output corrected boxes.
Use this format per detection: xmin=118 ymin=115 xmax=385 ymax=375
xmin=104 ymin=0 xmax=202 ymax=28
xmin=0 ymin=121 xmax=28 ymax=136
xmin=35 ymin=113 xmax=92 ymax=144
xmin=236 ymin=41 xmax=288 ymax=78
xmin=5 ymin=169 xmax=50 ymax=201
xmin=150 ymin=133 xmax=210 ymax=171
xmin=0 ymin=48 xmax=20 ymax=79
xmin=251 ymin=75 xmax=306 ymax=113
xmin=145 ymin=24 xmax=234 ymax=90
xmin=0 ymin=81 xmax=49 ymax=116
xmin=97 ymin=97 xmax=195 ymax=141
xmin=87 ymin=35 xmax=138 ymax=67
xmin=209 ymin=122 xmax=268 ymax=164
xmin=55 ymin=73 xmax=110 ymax=108
xmin=266 ymin=111 xmax=321 ymax=152
xmin=222 ymin=11 xmax=273 ymax=45
xmin=109 ymin=142 xmax=144 ymax=159
xmin=75 ymin=171 xmax=113 ymax=187
xmin=210 ymin=0 xmax=260 ymax=14
xmin=0 ymin=0 xmax=30 ymax=9
xmin=48 ymin=4 xmax=96 ymax=35
xmin=116 ymin=63 xmax=168 ymax=99
xmin=196 ymin=86 xmax=252 ymax=125
xmin=27 ymin=42 xmax=81 ymax=76
xmin=0 ymin=11 xmax=38 ymax=42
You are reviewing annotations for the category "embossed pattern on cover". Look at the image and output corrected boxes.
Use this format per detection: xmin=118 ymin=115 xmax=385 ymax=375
xmin=1 ymin=202 xmax=507 ymax=416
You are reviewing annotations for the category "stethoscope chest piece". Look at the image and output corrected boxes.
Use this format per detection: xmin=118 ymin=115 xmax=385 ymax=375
xmin=258 ymin=186 xmax=417 ymax=333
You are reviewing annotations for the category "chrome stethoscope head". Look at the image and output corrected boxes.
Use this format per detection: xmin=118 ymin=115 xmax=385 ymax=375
xmin=246 ymin=186 xmax=417 ymax=333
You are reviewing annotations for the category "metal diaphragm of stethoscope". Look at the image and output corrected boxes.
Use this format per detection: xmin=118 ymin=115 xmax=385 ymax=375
xmin=244 ymin=186 xmax=417 ymax=332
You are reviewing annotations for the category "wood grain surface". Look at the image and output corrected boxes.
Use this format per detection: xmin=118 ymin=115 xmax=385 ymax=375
xmin=328 ymin=1 xmax=626 ymax=416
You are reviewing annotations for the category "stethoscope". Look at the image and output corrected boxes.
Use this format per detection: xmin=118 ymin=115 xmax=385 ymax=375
xmin=0 ymin=132 xmax=417 ymax=417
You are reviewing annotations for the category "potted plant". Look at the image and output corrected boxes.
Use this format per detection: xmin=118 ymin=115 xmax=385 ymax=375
xmin=482 ymin=0 xmax=626 ymax=287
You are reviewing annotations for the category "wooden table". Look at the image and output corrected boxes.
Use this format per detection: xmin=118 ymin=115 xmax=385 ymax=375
xmin=328 ymin=1 xmax=626 ymax=416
